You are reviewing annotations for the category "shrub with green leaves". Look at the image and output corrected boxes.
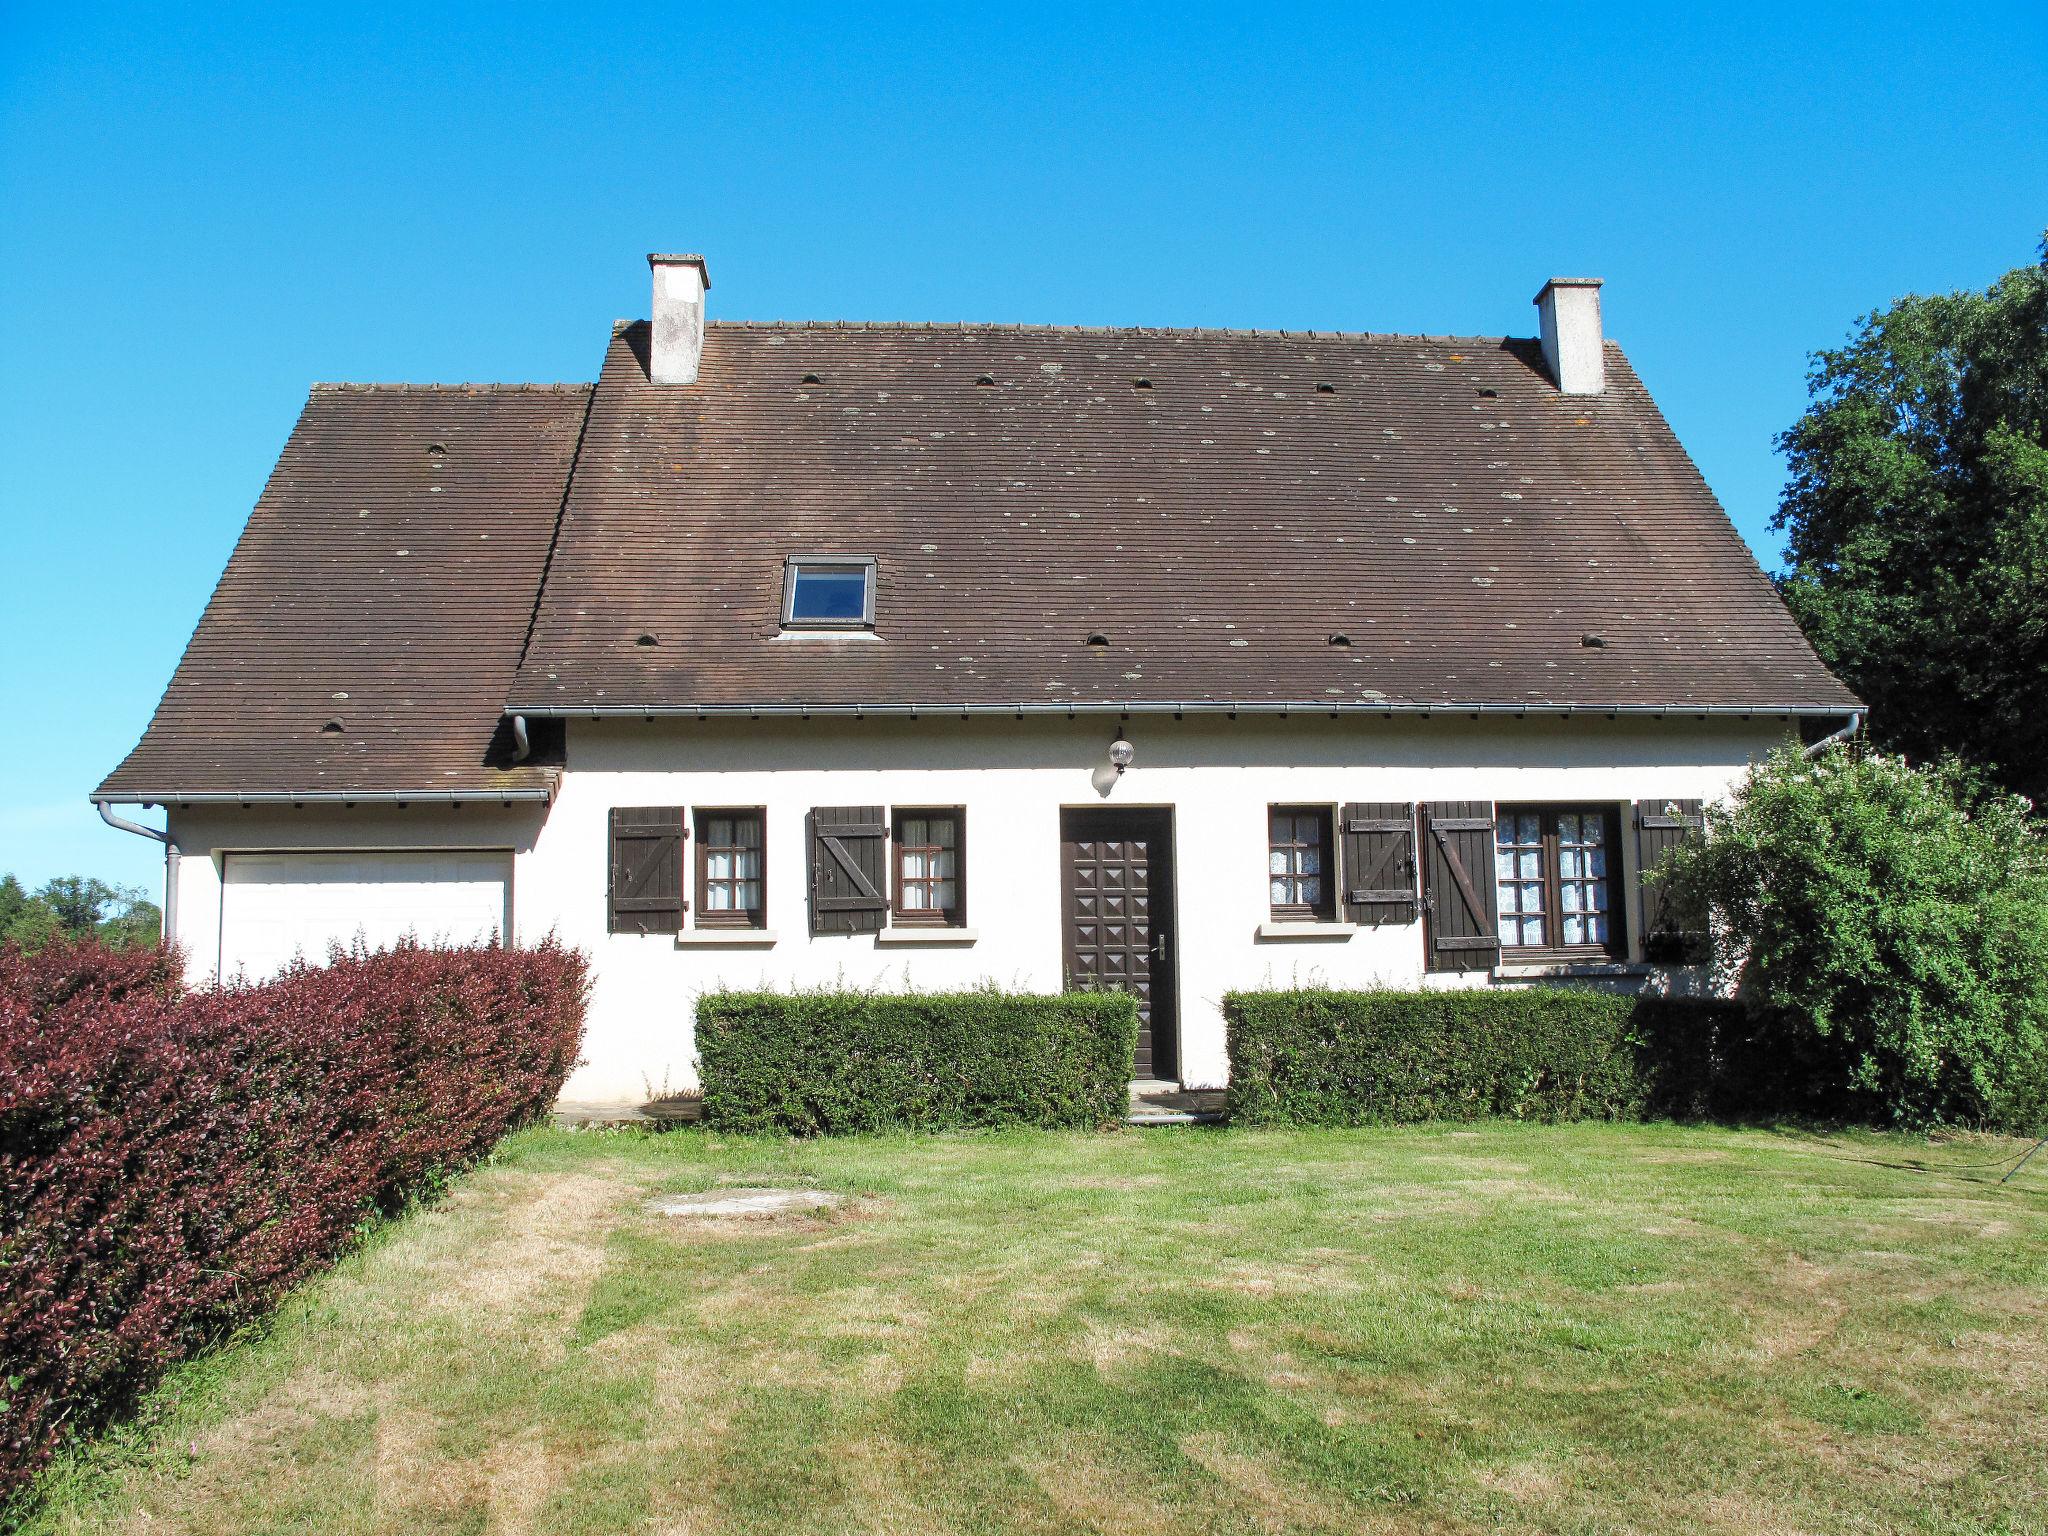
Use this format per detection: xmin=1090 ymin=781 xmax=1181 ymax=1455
xmin=1223 ymin=987 xmax=1753 ymax=1126
xmin=1664 ymin=747 xmax=2048 ymax=1130
xmin=695 ymin=988 xmax=1139 ymax=1134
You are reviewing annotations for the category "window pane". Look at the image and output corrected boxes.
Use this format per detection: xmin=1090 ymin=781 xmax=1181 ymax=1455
xmin=1522 ymin=917 xmax=1545 ymax=945
xmin=706 ymin=817 xmax=733 ymax=846
xmin=1499 ymin=914 xmax=1520 ymax=944
xmin=737 ymin=881 xmax=761 ymax=910
xmin=1561 ymin=884 xmax=1581 ymax=913
xmin=1270 ymin=849 xmax=1290 ymax=876
xmin=904 ymin=850 xmax=927 ymax=879
xmin=1559 ymin=849 xmax=1581 ymax=879
xmin=932 ymin=880 xmax=957 ymax=909
xmin=1563 ymin=914 xmax=1585 ymax=944
xmin=1583 ymin=817 xmax=1604 ymax=845
xmin=1299 ymin=877 xmax=1321 ymax=906
xmin=737 ymin=817 xmax=762 ymax=848
xmin=934 ymin=817 xmax=957 ymax=849
xmin=931 ymin=849 xmax=956 ymax=878
xmin=900 ymin=817 xmax=927 ymax=846
xmin=1518 ymin=850 xmax=1542 ymax=879
xmin=706 ymin=884 xmax=732 ymax=910
xmin=735 ymin=849 xmax=760 ymax=879
xmin=707 ymin=849 xmax=733 ymax=879
xmin=1587 ymin=913 xmax=1607 ymax=941
xmin=1299 ymin=846 xmax=1321 ymax=875
xmin=1520 ymin=881 xmax=1543 ymax=912
xmin=1301 ymin=817 xmax=1321 ymax=845
xmin=1271 ymin=877 xmax=1290 ymax=904
xmin=1495 ymin=847 xmax=1515 ymax=880
xmin=789 ymin=566 xmax=869 ymax=621
xmin=1587 ymin=847 xmax=1606 ymax=878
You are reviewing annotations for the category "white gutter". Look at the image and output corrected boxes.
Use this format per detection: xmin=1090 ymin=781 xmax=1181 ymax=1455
xmin=91 ymin=789 xmax=553 ymax=807
xmin=505 ymin=700 xmax=1837 ymax=721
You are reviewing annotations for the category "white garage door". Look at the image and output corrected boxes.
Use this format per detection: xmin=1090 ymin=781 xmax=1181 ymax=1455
xmin=218 ymin=850 xmax=513 ymax=983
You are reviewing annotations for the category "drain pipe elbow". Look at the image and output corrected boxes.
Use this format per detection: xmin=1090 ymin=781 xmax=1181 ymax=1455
xmin=1804 ymin=710 xmax=1864 ymax=759
xmin=510 ymin=713 xmax=531 ymax=763
xmin=97 ymin=799 xmax=171 ymax=847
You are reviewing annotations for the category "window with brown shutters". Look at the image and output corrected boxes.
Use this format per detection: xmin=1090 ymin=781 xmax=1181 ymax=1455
xmin=892 ymin=807 xmax=965 ymax=926
xmin=1493 ymin=805 xmax=1625 ymax=961
xmin=808 ymin=805 xmax=888 ymax=934
xmin=1421 ymin=801 xmax=1499 ymax=972
xmin=695 ymin=808 xmax=766 ymax=928
xmin=1341 ymin=802 xmax=1417 ymax=925
xmin=1635 ymin=798 xmax=1707 ymax=961
xmin=1267 ymin=805 xmax=1335 ymax=921
xmin=608 ymin=807 xmax=686 ymax=934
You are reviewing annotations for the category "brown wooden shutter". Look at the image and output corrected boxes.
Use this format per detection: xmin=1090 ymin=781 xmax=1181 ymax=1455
xmin=1342 ymin=802 xmax=1418 ymax=925
xmin=1635 ymin=798 xmax=1706 ymax=961
xmin=1421 ymin=801 xmax=1499 ymax=972
xmin=808 ymin=805 xmax=888 ymax=934
xmin=608 ymin=807 xmax=686 ymax=934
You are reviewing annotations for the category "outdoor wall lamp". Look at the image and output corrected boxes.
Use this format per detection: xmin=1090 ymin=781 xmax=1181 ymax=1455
xmin=1108 ymin=729 xmax=1135 ymax=776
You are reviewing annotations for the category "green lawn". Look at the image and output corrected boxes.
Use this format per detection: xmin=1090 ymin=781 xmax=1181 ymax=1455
xmin=23 ymin=1122 xmax=2048 ymax=1535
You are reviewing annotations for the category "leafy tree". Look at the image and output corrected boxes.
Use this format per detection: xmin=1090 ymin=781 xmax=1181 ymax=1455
xmin=0 ymin=873 xmax=160 ymax=950
xmin=1665 ymin=747 xmax=2048 ymax=1130
xmin=1775 ymin=235 xmax=2048 ymax=805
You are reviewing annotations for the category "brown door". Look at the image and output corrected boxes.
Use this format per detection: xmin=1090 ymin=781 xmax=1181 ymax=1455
xmin=1061 ymin=808 xmax=1178 ymax=1081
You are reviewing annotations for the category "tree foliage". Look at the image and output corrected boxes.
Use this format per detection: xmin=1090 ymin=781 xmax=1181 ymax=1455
xmin=0 ymin=874 xmax=160 ymax=950
xmin=1775 ymin=235 xmax=2048 ymax=805
xmin=1665 ymin=747 xmax=2048 ymax=1130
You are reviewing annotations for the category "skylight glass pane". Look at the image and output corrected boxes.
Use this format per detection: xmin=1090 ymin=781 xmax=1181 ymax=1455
xmin=787 ymin=563 xmax=870 ymax=623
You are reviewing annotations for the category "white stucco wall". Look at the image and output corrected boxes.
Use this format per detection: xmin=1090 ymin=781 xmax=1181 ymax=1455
xmin=161 ymin=713 xmax=1788 ymax=1104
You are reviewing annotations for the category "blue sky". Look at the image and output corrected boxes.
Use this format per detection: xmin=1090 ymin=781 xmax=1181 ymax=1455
xmin=3 ymin=3 xmax=2043 ymax=892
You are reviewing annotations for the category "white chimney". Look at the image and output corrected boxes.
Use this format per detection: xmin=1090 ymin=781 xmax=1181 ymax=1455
xmin=648 ymin=253 xmax=711 ymax=385
xmin=1533 ymin=276 xmax=1604 ymax=395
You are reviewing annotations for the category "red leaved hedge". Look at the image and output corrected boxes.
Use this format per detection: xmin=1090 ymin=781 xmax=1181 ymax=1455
xmin=0 ymin=937 xmax=587 ymax=1504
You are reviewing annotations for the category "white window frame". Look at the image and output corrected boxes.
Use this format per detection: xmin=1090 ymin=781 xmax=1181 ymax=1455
xmin=781 ymin=555 xmax=877 ymax=630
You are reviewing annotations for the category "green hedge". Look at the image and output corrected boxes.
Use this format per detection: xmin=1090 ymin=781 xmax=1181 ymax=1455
xmin=1223 ymin=987 xmax=1763 ymax=1126
xmin=695 ymin=988 xmax=1139 ymax=1134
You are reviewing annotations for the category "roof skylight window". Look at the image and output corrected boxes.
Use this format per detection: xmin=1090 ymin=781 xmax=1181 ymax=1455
xmin=783 ymin=556 xmax=876 ymax=629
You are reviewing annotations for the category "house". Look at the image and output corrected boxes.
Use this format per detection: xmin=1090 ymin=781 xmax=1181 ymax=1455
xmin=96 ymin=256 xmax=1861 ymax=1103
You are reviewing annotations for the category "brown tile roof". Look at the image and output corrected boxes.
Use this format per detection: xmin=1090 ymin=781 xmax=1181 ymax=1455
xmin=97 ymin=384 xmax=590 ymax=802
xmin=511 ymin=322 xmax=1856 ymax=716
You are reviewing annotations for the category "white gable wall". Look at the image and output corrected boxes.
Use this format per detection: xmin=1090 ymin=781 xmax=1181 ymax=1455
xmin=160 ymin=714 xmax=1786 ymax=1105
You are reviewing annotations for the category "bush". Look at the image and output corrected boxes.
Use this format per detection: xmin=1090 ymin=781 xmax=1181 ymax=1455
xmin=696 ymin=988 xmax=1138 ymax=1134
xmin=0 ymin=937 xmax=588 ymax=1505
xmin=1665 ymin=747 xmax=2048 ymax=1131
xmin=1223 ymin=987 xmax=1757 ymax=1127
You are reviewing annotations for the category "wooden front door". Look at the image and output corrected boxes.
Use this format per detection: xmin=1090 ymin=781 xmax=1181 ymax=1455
xmin=1061 ymin=808 xmax=1178 ymax=1081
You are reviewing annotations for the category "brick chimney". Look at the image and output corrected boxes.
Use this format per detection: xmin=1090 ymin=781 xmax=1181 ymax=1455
xmin=1533 ymin=277 xmax=1604 ymax=395
xmin=648 ymin=254 xmax=711 ymax=385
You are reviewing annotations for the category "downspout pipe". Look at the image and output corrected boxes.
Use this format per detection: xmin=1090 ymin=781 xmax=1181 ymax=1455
xmin=1804 ymin=710 xmax=1864 ymax=758
xmin=95 ymin=800 xmax=178 ymax=945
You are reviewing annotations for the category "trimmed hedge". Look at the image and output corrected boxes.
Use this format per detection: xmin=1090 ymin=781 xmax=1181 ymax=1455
xmin=1223 ymin=987 xmax=1766 ymax=1126
xmin=696 ymin=989 xmax=1138 ymax=1134
xmin=0 ymin=937 xmax=588 ymax=1505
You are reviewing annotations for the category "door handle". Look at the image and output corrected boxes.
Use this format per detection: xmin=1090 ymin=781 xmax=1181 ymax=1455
xmin=1152 ymin=929 xmax=1169 ymax=961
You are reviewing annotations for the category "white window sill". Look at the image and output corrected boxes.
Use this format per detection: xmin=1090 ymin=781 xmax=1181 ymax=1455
xmin=676 ymin=928 xmax=778 ymax=948
xmin=1255 ymin=920 xmax=1357 ymax=941
xmin=771 ymin=629 xmax=883 ymax=643
xmin=876 ymin=926 xmax=979 ymax=946
xmin=1494 ymin=960 xmax=1652 ymax=979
